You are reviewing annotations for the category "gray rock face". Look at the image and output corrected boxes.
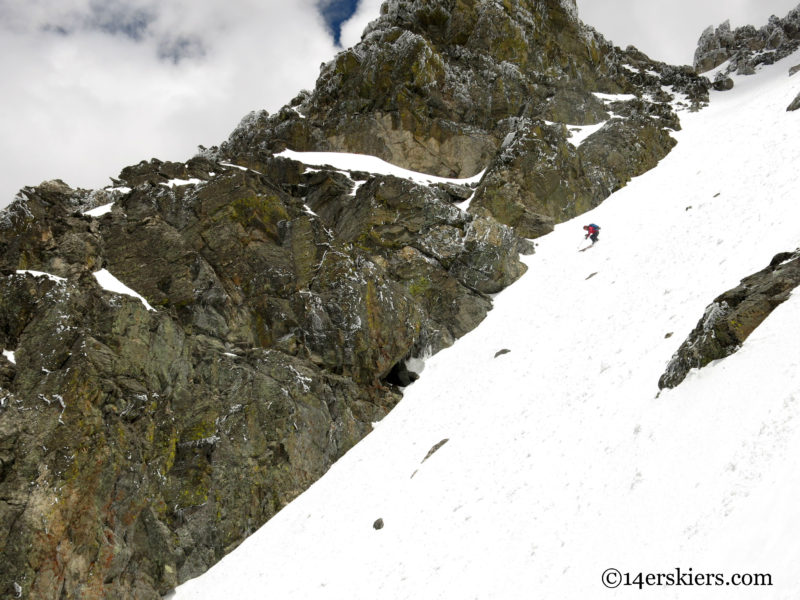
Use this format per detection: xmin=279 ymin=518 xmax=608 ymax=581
xmin=466 ymin=108 xmax=677 ymax=238
xmin=0 ymin=152 xmax=528 ymax=598
xmin=659 ymin=250 xmax=800 ymax=389
xmin=693 ymin=7 xmax=800 ymax=75
xmin=222 ymin=0 xmax=708 ymax=238
xmin=788 ymin=91 xmax=800 ymax=111
xmin=694 ymin=21 xmax=736 ymax=73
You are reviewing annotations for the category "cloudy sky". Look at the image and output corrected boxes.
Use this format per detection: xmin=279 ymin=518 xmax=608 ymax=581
xmin=0 ymin=0 xmax=797 ymax=207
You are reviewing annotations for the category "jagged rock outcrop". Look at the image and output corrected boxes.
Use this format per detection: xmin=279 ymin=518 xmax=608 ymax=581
xmin=659 ymin=250 xmax=800 ymax=389
xmin=0 ymin=151 xmax=528 ymax=599
xmin=694 ymin=6 xmax=800 ymax=76
xmin=222 ymin=0 xmax=708 ymax=238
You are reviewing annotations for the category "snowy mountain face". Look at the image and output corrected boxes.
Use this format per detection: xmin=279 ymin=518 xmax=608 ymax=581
xmin=172 ymin=45 xmax=800 ymax=600
xmin=1 ymin=1 xmax=799 ymax=599
xmin=695 ymin=7 xmax=800 ymax=76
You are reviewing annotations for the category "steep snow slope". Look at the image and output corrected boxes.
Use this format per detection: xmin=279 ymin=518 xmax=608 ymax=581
xmin=172 ymin=50 xmax=800 ymax=600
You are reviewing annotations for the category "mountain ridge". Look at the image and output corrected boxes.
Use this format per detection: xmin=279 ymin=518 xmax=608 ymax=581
xmin=172 ymin=40 xmax=800 ymax=599
xmin=218 ymin=0 xmax=708 ymax=237
xmin=1 ymin=2 xmax=798 ymax=598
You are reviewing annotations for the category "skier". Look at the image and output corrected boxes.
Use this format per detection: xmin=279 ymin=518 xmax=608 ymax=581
xmin=583 ymin=223 xmax=600 ymax=244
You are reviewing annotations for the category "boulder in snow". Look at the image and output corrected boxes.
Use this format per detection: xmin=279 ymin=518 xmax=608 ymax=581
xmin=659 ymin=250 xmax=800 ymax=388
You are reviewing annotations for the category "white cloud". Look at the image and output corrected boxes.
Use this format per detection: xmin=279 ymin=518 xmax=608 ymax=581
xmin=2 ymin=0 xmax=796 ymax=209
xmin=576 ymin=0 xmax=800 ymax=65
xmin=340 ymin=0 xmax=383 ymax=48
xmin=0 ymin=0 xmax=340 ymax=206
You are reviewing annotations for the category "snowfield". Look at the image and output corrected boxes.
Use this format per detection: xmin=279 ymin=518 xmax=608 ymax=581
xmin=172 ymin=50 xmax=800 ymax=599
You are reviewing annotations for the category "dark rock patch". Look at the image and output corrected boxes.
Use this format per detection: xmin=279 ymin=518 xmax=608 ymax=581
xmin=385 ymin=361 xmax=420 ymax=387
xmin=787 ymin=91 xmax=800 ymax=111
xmin=422 ymin=438 xmax=450 ymax=463
xmin=712 ymin=73 xmax=734 ymax=91
xmin=659 ymin=250 xmax=800 ymax=389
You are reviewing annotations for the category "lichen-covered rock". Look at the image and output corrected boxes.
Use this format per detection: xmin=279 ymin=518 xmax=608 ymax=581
xmin=579 ymin=113 xmax=678 ymax=200
xmin=468 ymin=97 xmax=679 ymax=239
xmin=0 ymin=150 xmax=529 ymax=599
xmin=693 ymin=7 xmax=800 ymax=75
xmin=468 ymin=118 xmax=570 ymax=238
xmin=221 ymin=0 xmax=708 ymax=238
xmin=298 ymin=168 xmax=527 ymax=353
xmin=0 ymin=0 xmax=723 ymax=596
xmin=659 ymin=250 xmax=800 ymax=389
xmin=0 ymin=269 xmax=382 ymax=598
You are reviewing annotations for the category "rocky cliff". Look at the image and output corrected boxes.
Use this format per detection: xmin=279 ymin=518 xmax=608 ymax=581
xmin=221 ymin=0 xmax=708 ymax=237
xmin=0 ymin=151 xmax=529 ymax=598
xmin=694 ymin=5 xmax=800 ymax=87
xmin=0 ymin=0 xmax=712 ymax=598
xmin=659 ymin=249 xmax=800 ymax=389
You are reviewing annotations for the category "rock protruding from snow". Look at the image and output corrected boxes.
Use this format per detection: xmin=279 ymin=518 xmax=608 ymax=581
xmin=694 ymin=22 xmax=735 ymax=74
xmin=712 ymin=72 xmax=734 ymax=91
xmin=421 ymin=438 xmax=449 ymax=462
xmin=693 ymin=7 xmax=800 ymax=74
xmin=659 ymin=250 xmax=800 ymax=389
xmin=788 ymin=90 xmax=800 ymax=111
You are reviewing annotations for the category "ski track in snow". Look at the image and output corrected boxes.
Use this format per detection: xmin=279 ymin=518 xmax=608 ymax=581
xmin=172 ymin=51 xmax=800 ymax=600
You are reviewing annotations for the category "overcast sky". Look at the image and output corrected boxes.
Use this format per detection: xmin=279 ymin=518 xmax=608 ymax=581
xmin=0 ymin=0 xmax=797 ymax=208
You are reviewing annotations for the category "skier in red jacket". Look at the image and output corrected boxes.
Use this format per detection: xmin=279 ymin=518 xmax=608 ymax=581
xmin=583 ymin=223 xmax=600 ymax=244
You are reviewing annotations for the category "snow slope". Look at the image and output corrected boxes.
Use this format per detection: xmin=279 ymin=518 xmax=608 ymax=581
xmin=172 ymin=51 xmax=800 ymax=599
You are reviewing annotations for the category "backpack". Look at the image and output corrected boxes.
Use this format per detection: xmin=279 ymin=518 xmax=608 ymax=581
xmin=589 ymin=223 xmax=600 ymax=231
